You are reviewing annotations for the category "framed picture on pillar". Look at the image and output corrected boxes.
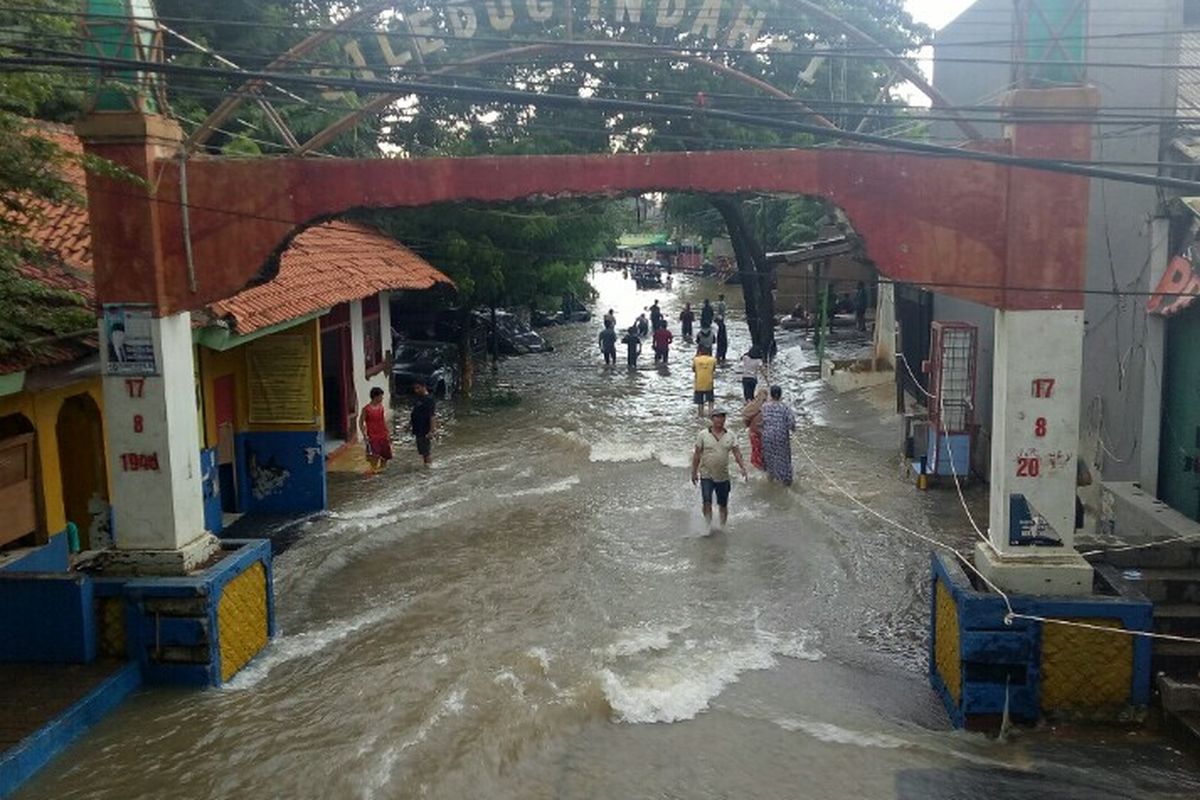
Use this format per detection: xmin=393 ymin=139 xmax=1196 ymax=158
xmin=102 ymin=304 xmax=159 ymax=376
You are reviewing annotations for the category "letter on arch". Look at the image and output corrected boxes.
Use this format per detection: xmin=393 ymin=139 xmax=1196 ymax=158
xmin=655 ymin=0 xmax=686 ymax=28
xmin=408 ymin=9 xmax=446 ymax=56
xmin=527 ymin=0 xmax=555 ymax=22
xmin=726 ymin=5 xmax=766 ymax=49
xmin=375 ymin=33 xmax=413 ymax=67
xmin=486 ymin=0 xmax=517 ymax=30
xmin=616 ymin=0 xmax=644 ymax=24
xmin=690 ymin=0 xmax=722 ymax=39
xmin=343 ymin=39 xmax=377 ymax=78
xmin=448 ymin=4 xmax=479 ymax=37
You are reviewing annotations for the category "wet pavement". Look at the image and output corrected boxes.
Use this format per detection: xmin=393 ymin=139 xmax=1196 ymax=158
xmin=16 ymin=271 xmax=1200 ymax=799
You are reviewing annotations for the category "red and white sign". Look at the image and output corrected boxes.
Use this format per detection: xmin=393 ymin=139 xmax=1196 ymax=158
xmin=1147 ymin=252 xmax=1200 ymax=317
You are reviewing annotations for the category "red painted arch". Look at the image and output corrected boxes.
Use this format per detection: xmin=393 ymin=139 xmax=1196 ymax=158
xmin=79 ymin=101 xmax=1091 ymax=316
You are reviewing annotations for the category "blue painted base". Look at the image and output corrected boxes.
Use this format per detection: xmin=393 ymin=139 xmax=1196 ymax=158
xmin=200 ymin=448 xmax=223 ymax=535
xmin=0 ymin=533 xmax=69 ymax=574
xmin=234 ymin=431 xmax=327 ymax=516
xmin=929 ymin=552 xmax=1153 ymax=729
xmin=100 ymin=539 xmax=276 ymax=687
xmin=0 ymin=661 xmax=141 ymax=799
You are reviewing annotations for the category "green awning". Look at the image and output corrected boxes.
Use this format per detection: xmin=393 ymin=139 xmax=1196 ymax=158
xmin=618 ymin=233 xmax=669 ymax=248
xmin=195 ymin=311 xmax=324 ymax=352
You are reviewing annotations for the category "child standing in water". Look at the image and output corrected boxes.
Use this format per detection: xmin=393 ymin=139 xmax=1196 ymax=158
xmin=359 ymin=386 xmax=393 ymax=473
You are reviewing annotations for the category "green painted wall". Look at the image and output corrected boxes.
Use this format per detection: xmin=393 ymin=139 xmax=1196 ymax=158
xmin=1159 ymin=304 xmax=1200 ymax=521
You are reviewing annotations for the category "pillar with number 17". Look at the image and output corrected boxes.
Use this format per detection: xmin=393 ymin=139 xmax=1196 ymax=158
xmin=973 ymin=87 xmax=1098 ymax=597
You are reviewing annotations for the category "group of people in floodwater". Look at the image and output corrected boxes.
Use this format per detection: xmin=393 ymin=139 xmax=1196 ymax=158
xmin=598 ymin=296 xmax=732 ymax=368
xmin=598 ymin=293 xmax=798 ymax=531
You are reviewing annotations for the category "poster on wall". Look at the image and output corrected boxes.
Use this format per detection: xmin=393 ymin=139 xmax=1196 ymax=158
xmin=102 ymin=304 xmax=158 ymax=376
xmin=247 ymin=334 xmax=315 ymax=423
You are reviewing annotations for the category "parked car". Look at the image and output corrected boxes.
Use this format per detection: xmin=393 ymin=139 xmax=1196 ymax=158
xmin=473 ymin=309 xmax=552 ymax=355
xmin=391 ymin=341 xmax=460 ymax=399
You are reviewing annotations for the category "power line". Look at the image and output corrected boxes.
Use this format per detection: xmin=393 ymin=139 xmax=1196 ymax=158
xmin=11 ymin=49 xmax=1200 ymax=194
xmin=5 ymin=3 xmax=1200 ymax=72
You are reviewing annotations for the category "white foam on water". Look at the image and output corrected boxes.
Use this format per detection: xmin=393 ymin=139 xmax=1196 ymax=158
xmin=600 ymin=642 xmax=777 ymax=724
xmin=497 ymin=475 xmax=581 ymax=498
xmin=526 ymin=646 xmax=552 ymax=672
xmin=540 ymin=427 xmax=592 ymax=453
xmin=629 ymin=557 xmax=692 ymax=575
xmin=361 ymin=687 xmax=467 ymax=800
xmin=774 ymin=717 xmax=909 ymax=749
xmin=589 ymin=441 xmax=655 ymax=463
xmin=224 ymin=604 xmax=400 ymax=691
xmin=494 ymin=668 xmax=526 ymax=697
xmin=598 ymin=625 xmax=825 ymax=725
xmin=756 ymin=628 xmax=826 ymax=662
xmin=653 ymin=450 xmax=693 ymax=469
xmin=604 ymin=622 xmax=691 ymax=658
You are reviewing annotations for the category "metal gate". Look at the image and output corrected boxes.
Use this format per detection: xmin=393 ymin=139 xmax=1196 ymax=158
xmin=1159 ymin=304 xmax=1200 ymax=521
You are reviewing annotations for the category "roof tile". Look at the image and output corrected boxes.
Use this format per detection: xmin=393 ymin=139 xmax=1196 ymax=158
xmin=209 ymin=221 xmax=454 ymax=335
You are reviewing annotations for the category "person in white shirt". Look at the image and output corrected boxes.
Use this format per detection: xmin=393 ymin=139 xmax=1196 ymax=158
xmin=738 ymin=346 xmax=764 ymax=401
xmin=690 ymin=409 xmax=748 ymax=529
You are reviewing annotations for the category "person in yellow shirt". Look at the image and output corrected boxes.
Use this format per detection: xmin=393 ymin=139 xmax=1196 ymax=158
xmin=692 ymin=346 xmax=717 ymax=418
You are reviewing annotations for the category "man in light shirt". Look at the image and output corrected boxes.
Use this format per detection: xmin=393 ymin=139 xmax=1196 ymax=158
xmin=691 ymin=408 xmax=748 ymax=529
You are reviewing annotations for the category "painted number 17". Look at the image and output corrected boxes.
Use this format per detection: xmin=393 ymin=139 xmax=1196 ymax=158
xmin=1032 ymin=378 xmax=1055 ymax=399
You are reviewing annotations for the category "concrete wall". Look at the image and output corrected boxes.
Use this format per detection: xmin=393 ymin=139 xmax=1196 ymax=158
xmin=349 ymin=293 xmax=391 ymax=427
xmin=196 ymin=318 xmax=327 ymax=516
xmin=931 ymin=0 xmax=1183 ymax=482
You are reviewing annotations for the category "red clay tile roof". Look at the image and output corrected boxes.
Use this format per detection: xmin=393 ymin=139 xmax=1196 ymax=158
xmin=208 ymin=221 xmax=454 ymax=335
xmin=0 ymin=123 xmax=96 ymax=374
xmin=10 ymin=124 xmax=93 ymax=288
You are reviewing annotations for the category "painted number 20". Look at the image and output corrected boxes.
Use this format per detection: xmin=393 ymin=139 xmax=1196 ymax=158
xmin=1017 ymin=457 xmax=1041 ymax=478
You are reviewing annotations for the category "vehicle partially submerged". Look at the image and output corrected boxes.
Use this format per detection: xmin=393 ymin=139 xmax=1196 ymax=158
xmin=391 ymin=340 xmax=460 ymax=399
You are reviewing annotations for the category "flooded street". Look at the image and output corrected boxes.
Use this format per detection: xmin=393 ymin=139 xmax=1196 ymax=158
xmin=18 ymin=272 xmax=1200 ymax=800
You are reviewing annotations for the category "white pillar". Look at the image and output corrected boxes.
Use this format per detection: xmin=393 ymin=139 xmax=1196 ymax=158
xmin=975 ymin=308 xmax=1093 ymax=596
xmin=101 ymin=310 xmax=213 ymax=564
xmin=1138 ymin=218 xmax=1170 ymax=495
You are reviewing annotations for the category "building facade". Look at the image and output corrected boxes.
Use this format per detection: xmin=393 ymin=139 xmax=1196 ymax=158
xmin=924 ymin=0 xmax=1187 ymax=524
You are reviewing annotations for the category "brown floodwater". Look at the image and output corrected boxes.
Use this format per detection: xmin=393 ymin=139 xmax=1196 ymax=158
xmin=16 ymin=271 xmax=1200 ymax=799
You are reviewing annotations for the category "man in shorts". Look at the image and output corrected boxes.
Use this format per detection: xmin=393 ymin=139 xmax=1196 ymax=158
xmin=692 ymin=346 xmax=717 ymax=417
xmin=691 ymin=408 xmax=748 ymax=529
xmin=410 ymin=380 xmax=437 ymax=466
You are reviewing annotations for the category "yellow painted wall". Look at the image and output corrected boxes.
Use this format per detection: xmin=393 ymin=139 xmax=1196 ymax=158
xmin=217 ymin=560 xmax=269 ymax=682
xmin=0 ymin=378 xmax=106 ymax=541
xmin=1040 ymin=618 xmax=1133 ymax=712
xmin=934 ymin=580 xmax=962 ymax=705
xmin=197 ymin=318 xmax=324 ymax=447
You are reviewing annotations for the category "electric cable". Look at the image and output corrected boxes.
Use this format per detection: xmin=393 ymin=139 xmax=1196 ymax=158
xmin=10 ymin=50 xmax=1200 ymax=194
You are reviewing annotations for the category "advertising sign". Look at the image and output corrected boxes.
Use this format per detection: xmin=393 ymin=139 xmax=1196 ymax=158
xmin=102 ymin=304 xmax=159 ymax=376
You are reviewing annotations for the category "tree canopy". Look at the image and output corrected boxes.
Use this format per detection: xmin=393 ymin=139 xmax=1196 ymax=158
xmin=0 ymin=0 xmax=94 ymax=366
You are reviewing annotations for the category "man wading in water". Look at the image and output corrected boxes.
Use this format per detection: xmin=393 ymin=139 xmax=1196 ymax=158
xmin=691 ymin=408 xmax=748 ymax=531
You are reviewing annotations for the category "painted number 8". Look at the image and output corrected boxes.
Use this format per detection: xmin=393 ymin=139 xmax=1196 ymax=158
xmin=1034 ymin=417 xmax=1047 ymax=438
xmin=133 ymin=414 xmax=144 ymax=433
